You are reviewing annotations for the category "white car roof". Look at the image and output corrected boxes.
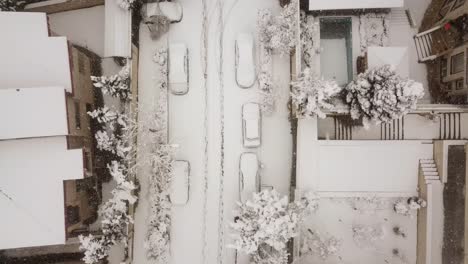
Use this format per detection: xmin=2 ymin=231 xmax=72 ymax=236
xmin=170 ymin=160 xmax=189 ymax=205
xmin=240 ymin=153 xmax=258 ymax=202
xmin=169 ymin=43 xmax=188 ymax=84
xmin=236 ymin=33 xmax=255 ymax=88
xmin=243 ymin=103 xmax=260 ymax=120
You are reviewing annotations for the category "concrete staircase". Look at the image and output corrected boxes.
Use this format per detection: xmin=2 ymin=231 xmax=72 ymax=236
xmin=420 ymin=159 xmax=441 ymax=183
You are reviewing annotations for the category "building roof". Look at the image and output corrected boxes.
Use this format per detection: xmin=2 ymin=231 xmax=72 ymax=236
xmin=0 ymin=12 xmax=85 ymax=250
xmin=0 ymin=35 xmax=73 ymax=92
xmin=0 ymin=136 xmax=84 ymax=250
xmin=308 ymin=0 xmax=403 ymax=10
xmin=0 ymin=87 xmax=69 ymax=140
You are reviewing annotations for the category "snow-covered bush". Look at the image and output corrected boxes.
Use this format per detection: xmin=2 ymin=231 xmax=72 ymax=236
xmin=144 ymin=48 xmax=176 ymax=263
xmin=257 ymin=0 xmax=298 ymax=55
xmin=91 ymin=65 xmax=131 ymax=101
xmin=345 ymin=65 xmax=424 ymax=127
xmin=394 ymin=197 xmax=426 ymax=216
xmin=230 ymin=189 xmax=312 ymax=264
xmin=0 ymin=0 xmax=26 ymax=11
xmin=117 ymin=0 xmax=138 ymax=10
xmin=300 ymin=229 xmax=341 ymax=260
xmin=291 ymin=68 xmax=342 ymax=118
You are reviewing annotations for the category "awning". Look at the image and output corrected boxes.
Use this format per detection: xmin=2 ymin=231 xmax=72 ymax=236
xmin=309 ymin=0 xmax=403 ymax=11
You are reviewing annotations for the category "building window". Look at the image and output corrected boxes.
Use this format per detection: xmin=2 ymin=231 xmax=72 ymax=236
xmin=455 ymin=79 xmax=464 ymax=90
xmin=441 ymin=58 xmax=448 ymax=79
xmin=78 ymin=54 xmax=85 ymax=74
xmin=320 ymin=17 xmax=353 ymax=87
xmin=451 ymin=52 xmax=464 ymax=74
xmin=74 ymin=101 xmax=81 ymax=130
xmin=66 ymin=205 xmax=80 ymax=225
xmin=83 ymin=150 xmax=92 ymax=173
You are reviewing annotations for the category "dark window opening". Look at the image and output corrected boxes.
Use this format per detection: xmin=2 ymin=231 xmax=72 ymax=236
xmin=74 ymin=101 xmax=81 ymax=130
xmin=451 ymin=52 xmax=464 ymax=74
xmin=66 ymin=205 xmax=80 ymax=225
xmin=319 ymin=17 xmax=353 ymax=87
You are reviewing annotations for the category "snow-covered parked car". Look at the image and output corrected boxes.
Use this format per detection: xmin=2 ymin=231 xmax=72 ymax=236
xmin=146 ymin=1 xmax=183 ymax=23
xmin=169 ymin=43 xmax=189 ymax=95
xmin=235 ymin=33 xmax=256 ymax=88
xmin=170 ymin=160 xmax=190 ymax=205
xmin=242 ymin=102 xmax=261 ymax=148
xmin=239 ymin=152 xmax=260 ymax=203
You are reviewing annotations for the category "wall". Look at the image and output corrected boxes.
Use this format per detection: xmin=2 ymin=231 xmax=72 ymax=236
xmin=48 ymin=6 xmax=106 ymax=57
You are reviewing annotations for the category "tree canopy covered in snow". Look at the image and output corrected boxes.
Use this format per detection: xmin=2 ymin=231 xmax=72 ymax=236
xmin=291 ymin=68 xmax=342 ymax=119
xmin=345 ymin=65 xmax=424 ymax=127
xmin=91 ymin=65 xmax=131 ymax=101
xmin=230 ymin=189 xmax=314 ymax=264
xmin=257 ymin=0 xmax=298 ymax=55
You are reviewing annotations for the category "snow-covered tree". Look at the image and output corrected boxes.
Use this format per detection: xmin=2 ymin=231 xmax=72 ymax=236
xmin=257 ymin=0 xmax=298 ymax=55
xmin=291 ymin=68 xmax=342 ymax=119
xmin=91 ymin=65 xmax=131 ymax=101
xmin=79 ymin=160 xmax=136 ymax=264
xmin=230 ymin=189 xmax=312 ymax=264
xmin=0 ymin=0 xmax=26 ymax=11
xmin=345 ymin=65 xmax=424 ymax=128
xmin=80 ymin=64 xmax=137 ymax=264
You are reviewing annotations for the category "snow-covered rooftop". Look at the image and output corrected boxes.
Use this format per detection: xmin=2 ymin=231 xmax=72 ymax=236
xmin=0 ymin=87 xmax=69 ymax=140
xmin=0 ymin=12 xmax=49 ymax=39
xmin=0 ymin=136 xmax=84 ymax=250
xmin=308 ymin=0 xmax=403 ymax=11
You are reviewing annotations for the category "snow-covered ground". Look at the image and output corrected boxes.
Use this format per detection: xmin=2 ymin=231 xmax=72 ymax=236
xmin=297 ymin=197 xmax=417 ymax=264
xmin=133 ymin=1 xmax=292 ymax=264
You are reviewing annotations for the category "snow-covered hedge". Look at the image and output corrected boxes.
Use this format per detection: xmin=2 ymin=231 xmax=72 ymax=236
xmin=345 ymin=65 xmax=424 ymax=127
xmin=230 ymin=189 xmax=313 ymax=264
xmin=79 ymin=66 xmax=137 ymax=264
xmin=258 ymin=49 xmax=276 ymax=115
xmin=91 ymin=66 xmax=131 ymax=101
xmin=257 ymin=0 xmax=298 ymax=55
xmin=144 ymin=48 xmax=176 ymax=263
xmin=291 ymin=68 xmax=342 ymax=119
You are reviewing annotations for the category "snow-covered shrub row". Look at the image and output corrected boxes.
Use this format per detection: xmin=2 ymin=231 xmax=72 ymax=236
xmin=91 ymin=65 xmax=131 ymax=101
xmin=291 ymin=68 xmax=342 ymax=119
xmin=258 ymin=49 xmax=276 ymax=115
xmin=144 ymin=48 xmax=176 ymax=263
xmin=230 ymin=189 xmax=314 ymax=264
xmin=257 ymin=0 xmax=298 ymax=55
xmin=79 ymin=66 xmax=137 ymax=264
xmin=345 ymin=65 xmax=424 ymax=128
xmin=0 ymin=0 xmax=25 ymax=11
xmin=299 ymin=229 xmax=341 ymax=260
xmin=117 ymin=0 xmax=138 ymax=10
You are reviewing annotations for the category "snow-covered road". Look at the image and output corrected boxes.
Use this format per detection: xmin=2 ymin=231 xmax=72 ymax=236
xmin=133 ymin=1 xmax=292 ymax=264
